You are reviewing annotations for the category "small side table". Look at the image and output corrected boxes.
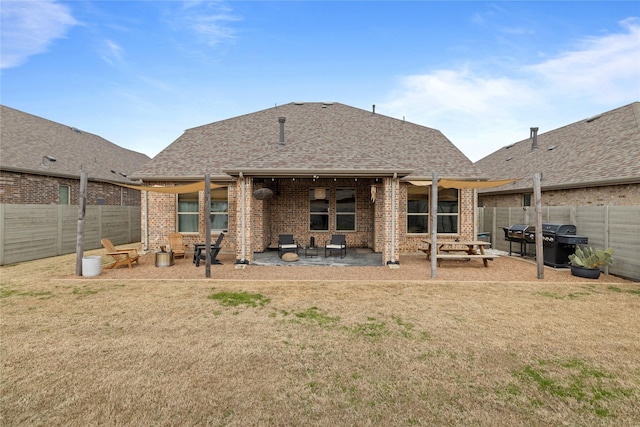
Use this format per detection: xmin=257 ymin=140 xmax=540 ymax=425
xmin=155 ymin=251 xmax=175 ymax=267
xmin=304 ymin=246 xmax=318 ymax=258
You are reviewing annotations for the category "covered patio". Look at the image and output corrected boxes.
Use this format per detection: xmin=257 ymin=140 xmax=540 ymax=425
xmin=252 ymin=248 xmax=383 ymax=267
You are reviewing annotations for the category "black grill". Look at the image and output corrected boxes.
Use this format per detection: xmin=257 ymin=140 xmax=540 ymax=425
xmin=541 ymin=223 xmax=588 ymax=268
xmin=503 ymin=224 xmax=535 ymax=257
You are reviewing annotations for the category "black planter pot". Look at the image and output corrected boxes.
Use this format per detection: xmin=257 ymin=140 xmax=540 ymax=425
xmin=570 ymin=265 xmax=600 ymax=279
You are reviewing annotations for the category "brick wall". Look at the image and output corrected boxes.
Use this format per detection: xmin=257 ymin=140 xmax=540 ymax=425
xmin=143 ymin=181 xmax=231 ymax=253
xmin=143 ymin=177 xmax=479 ymax=260
xmin=479 ymin=183 xmax=640 ymax=208
xmin=399 ymin=185 xmax=476 ymax=252
xmin=262 ymin=178 xmax=378 ymax=251
xmin=0 ymin=170 xmax=141 ymax=206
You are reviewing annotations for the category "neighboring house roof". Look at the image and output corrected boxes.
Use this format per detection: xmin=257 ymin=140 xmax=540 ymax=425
xmin=1 ymin=105 xmax=150 ymax=183
xmin=475 ymin=102 xmax=640 ymax=195
xmin=132 ymin=102 xmax=484 ymax=181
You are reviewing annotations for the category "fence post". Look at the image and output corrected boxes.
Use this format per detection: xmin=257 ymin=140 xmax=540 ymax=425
xmin=491 ymin=207 xmax=497 ymax=247
xmin=75 ymin=170 xmax=88 ymax=276
xmin=0 ymin=204 xmax=5 ymax=266
xmin=128 ymin=206 xmax=132 ymax=243
xmin=205 ymin=174 xmax=211 ymax=278
xmin=604 ymin=206 xmax=610 ymax=275
xmin=533 ymin=173 xmax=544 ymax=279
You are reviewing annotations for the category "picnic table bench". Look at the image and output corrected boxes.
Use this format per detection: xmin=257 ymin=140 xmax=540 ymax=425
xmin=420 ymin=240 xmax=498 ymax=267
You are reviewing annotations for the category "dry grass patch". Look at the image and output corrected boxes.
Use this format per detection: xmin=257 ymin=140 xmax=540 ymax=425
xmin=1 ymin=253 xmax=639 ymax=426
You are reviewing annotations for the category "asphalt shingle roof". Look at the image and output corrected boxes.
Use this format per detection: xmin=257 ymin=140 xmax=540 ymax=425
xmin=1 ymin=105 xmax=150 ymax=183
xmin=474 ymin=102 xmax=640 ymax=194
xmin=132 ymin=102 xmax=483 ymax=180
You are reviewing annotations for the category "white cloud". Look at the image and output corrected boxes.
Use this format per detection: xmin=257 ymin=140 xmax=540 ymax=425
xmin=100 ymin=39 xmax=124 ymax=66
xmin=169 ymin=1 xmax=241 ymax=46
xmin=526 ymin=17 xmax=640 ymax=103
xmin=380 ymin=67 xmax=541 ymax=162
xmin=0 ymin=0 xmax=77 ymax=69
xmin=381 ymin=18 xmax=640 ymax=162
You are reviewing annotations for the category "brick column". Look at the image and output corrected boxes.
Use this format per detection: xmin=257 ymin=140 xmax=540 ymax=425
xmin=234 ymin=175 xmax=254 ymax=263
xmin=381 ymin=176 xmax=400 ymax=265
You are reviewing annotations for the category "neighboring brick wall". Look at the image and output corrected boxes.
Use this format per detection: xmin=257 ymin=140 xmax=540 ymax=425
xmin=479 ymin=183 xmax=640 ymax=207
xmin=0 ymin=170 xmax=141 ymax=206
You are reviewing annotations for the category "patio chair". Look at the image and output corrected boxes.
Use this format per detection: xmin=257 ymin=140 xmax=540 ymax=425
xmin=167 ymin=232 xmax=187 ymax=259
xmin=101 ymin=238 xmax=139 ymax=269
xmin=325 ymin=234 xmax=347 ymax=258
xmin=194 ymin=233 xmax=224 ymax=267
xmin=278 ymin=234 xmax=300 ymax=258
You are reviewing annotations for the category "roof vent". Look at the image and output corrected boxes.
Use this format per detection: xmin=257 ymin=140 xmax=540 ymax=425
xmin=506 ymin=157 xmax=513 ymax=161
xmin=586 ymin=114 xmax=602 ymax=122
xmin=41 ymin=155 xmax=57 ymax=167
xmin=530 ymin=127 xmax=539 ymax=150
xmin=294 ymin=101 xmax=304 ymax=105
xmin=547 ymin=145 xmax=556 ymax=151
xmin=69 ymin=127 xmax=82 ymax=133
xmin=278 ymin=117 xmax=285 ymax=145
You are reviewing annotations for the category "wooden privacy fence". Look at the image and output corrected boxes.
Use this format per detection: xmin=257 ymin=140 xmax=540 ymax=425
xmin=0 ymin=204 xmax=141 ymax=265
xmin=478 ymin=206 xmax=640 ymax=281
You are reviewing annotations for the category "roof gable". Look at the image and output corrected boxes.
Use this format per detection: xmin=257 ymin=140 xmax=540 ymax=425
xmin=133 ymin=102 xmax=482 ymax=180
xmin=1 ymin=105 xmax=150 ymax=182
xmin=474 ymin=102 xmax=640 ymax=193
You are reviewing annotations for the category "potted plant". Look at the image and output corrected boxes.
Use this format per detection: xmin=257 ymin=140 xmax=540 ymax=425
xmin=568 ymin=246 xmax=614 ymax=279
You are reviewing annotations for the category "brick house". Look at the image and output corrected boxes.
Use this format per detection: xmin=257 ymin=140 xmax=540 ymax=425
xmin=132 ymin=102 xmax=503 ymax=265
xmin=1 ymin=105 xmax=150 ymax=206
xmin=475 ymin=102 xmax=640 ymax=208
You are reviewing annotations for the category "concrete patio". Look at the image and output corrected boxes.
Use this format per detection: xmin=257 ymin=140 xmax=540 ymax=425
xmin=251 ymin=248 xmax=383 ymax=267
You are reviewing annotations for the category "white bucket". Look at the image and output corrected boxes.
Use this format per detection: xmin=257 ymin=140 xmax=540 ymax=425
xmin=82 ymin=256 xmax=102 ymax=277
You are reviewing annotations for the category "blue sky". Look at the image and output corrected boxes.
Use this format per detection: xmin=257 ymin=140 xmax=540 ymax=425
xmin=2 ymin=1 xmax=639 ymax=162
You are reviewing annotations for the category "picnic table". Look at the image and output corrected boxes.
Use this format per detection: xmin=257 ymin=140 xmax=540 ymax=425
xmin=420 ymin=240 xmax=497 ymax=267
